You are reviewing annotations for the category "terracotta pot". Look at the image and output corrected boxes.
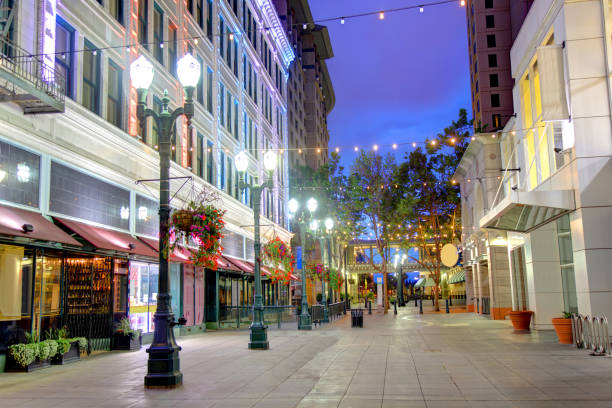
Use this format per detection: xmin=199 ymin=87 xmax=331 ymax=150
xmin=552 ymin=317 xmax=573 ymax=344
xmin=173 ymin=210 xmax=193 ymax=232
xmin=508 ymin=310 xmax=533 ymax=331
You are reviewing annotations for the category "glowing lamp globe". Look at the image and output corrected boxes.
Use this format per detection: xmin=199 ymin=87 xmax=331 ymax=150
xmin=263 ymin=150 xmax=277 ymax=172
xmin=130 ymin=55 xmax=154 ymax=90
xmin=235 ymin=150 xmax=249 ymax=172
xmin=288 ymin=198 xmax=299 ymax=214
xmin=310 ymin=219 xmax=319 ymax=231
xmin=306 ymin=197 xmax=317 ymax=213
xmin=177 ymin=53 xmax=201 ymax=88
xmin=325 ymin=218 xmax=334 ymax=230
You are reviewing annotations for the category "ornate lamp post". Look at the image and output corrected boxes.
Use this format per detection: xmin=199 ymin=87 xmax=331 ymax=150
xmin=288 ymin=197 xmax=317 ymax=330
xmin=324 ymin=218 xmax=334 ymax=304
xmin=311 ymin=219 xmax=329 ymax=323
xmin=235 ymin=150 xmax=277 ymax=349
xmin=131 ymin=54 xmax=199 ymax=388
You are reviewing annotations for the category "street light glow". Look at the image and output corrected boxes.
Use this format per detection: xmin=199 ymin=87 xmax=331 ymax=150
xmin=310 ymin=219 xmax=319 ymax=231
xmin=288 ymin=198 xmax=299 ymax=214
xmin=325 ymin=218 xmax=334 ymax=230
xmin=130 ymin=55 xmax=154 ymax=90
xmin=263 ymin=150 xmax=277 ymax=171
xmin=177 ymin=53 xmax=201 ymax=88
xmin=307 ymin=197 xmax=318 ymax=213
xmin=235 ymin=150 xmax=249 ymax=172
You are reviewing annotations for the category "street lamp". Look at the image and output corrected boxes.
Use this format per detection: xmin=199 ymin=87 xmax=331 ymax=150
xmin=311 ymin=219 xmax=330 ymax=323
xmin=132 ymin=54 xmax=199 ymax=388
xmin=288 ymin=197 xmax=317 ymax=330
xmin=235 ymin=149 xmax=277 ymax=349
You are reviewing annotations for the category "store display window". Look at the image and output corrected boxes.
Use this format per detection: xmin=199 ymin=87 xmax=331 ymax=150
xmin=0 ymin=246 xmax=33 ymax=347
xmin=128 ymin=261 xmax=159 ymax=333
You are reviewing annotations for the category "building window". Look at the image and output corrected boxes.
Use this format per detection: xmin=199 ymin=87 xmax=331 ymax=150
xmin=492 ymin=114 xmax=502 ymax=128
xmin=485 ymin=0 xmax=493 ymax=8
xmin=197 ymin=132 xmax=204 ymax=178
xmin=227 ymin=156 xmax=233 ymax=194
xmin=187 ymin=0 xmax=194 ymax=14
xmin=485 ymin=15 xmax=494 ymax=29
xmin=219 ymin=16 xmax=225 ymax=59
xmin=197 ymin=55 xmax=204 ymax=105
xmin=168 ymin=25 xmax=177 ymax=76
xmin=196 ymin=0 xmax=204 ymax=29
xmin=218 ymin=150 xmax=225 ymax=190
xmin=138 ymin=0 xmax=148 ymax=47
xmin=487 ymin=34 xmax=496 ymax=48
xmin=488 ymin=54 xmax=497 ymax=67
xmin=489 ymin=73 xmax=499 ymax=87
xmin=219 ymin=82 xmax=225 ymax=127
xmin=107 ymin=60 xmax=123 ymax=129
xmin=55 ymin=18 xmax=75 ymax=99
xmin=206 ymin=140 xmax=214 ymax=183
xmin=206 ymin=0 xmax=213 ymax=42
xmin=491 ymin=94 xmax=500 ymax=108
xmin=82 ymin=40 xmax=100 ymax=114
xmin=110 ymin=0 xmax=123 ymax=25
xmin=153 ymin=4 xmax=164 ymax=65
xmin=207 ymin=66 xmax=213 ymax=114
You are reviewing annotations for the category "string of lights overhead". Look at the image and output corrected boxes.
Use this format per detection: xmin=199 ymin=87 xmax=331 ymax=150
xmin=26 ymin=0 xmax=465 ymax=60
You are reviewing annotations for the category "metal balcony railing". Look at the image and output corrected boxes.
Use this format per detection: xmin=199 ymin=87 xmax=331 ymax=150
xmin=0 ymin=36 xmax=65 ymax=113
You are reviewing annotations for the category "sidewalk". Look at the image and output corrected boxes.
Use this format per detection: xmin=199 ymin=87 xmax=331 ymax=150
xmin=1 ymin=308 xmax=611 ymax=408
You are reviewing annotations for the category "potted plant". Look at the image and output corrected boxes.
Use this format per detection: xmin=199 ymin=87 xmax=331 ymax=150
xmin=263 ymin=237 xmax=294 ymax=285
xmin=5 ymin=332 xmax=52 ymax=372
xmin=169 ymin=190 xmax=226 ymax=269
xmin=112 ymin=317 xmax=142 ymax=351
xmin=316 ymin=293 xmax=323 ymax=304
xmin=508 ymin=309 xmax=534 ymax=332
xmin=552 ymin=312 xmax=573 ymax=344
xmin=46 ymin=328 xmax=86 ymax=365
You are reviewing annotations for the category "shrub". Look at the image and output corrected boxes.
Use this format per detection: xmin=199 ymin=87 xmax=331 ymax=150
xmin=117 ymin=317 xmax=140 ymax=339
xmin=56 ymin=338 xmax=72 ymax=356
xmin=316 ymin=293 xmax=322 ymax=303
xmin=8 ymin=343 xmax=38 ymax=368
xmin=37 ymin=341 xmax=51 ymax=361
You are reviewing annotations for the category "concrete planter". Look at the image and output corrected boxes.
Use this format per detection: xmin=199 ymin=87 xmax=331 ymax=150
xmin=509 ymin=310 xmax=533 ymax=331
xmin=51 ymin=341 xmax=81 ymax=365
xmin=552 ymin=318 xmax=573 ymax=344
xmin=112 ymin=333 xmax=142 ymax=351
xmin=5 ymin=356 xmax=50 ymax=373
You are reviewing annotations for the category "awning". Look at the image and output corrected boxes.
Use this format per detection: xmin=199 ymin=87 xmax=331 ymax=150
xmin=55 ymin=217 xmax=157 ymax=258
xmin=448 ymin=269 xmax=466 ymax=284
xmin=217 ymin=256 xmax=242 ymax=273
xmin=137 ymin=237 xmax=191 ymax=263
xmin=480 ymin=189 xmax=575 ymax=233
xmin=225 ymin=256 xmax=254 ymax=274
xmin=0 ymin=205 xmax=81 ymax=246
xmin=415 ymin=277 xmax=436 ymax=288
xmin=414 ymin=278 xmax=424 ymax=288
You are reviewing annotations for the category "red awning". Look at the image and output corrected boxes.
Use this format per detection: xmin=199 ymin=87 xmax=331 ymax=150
xmin=137 ymin=237 xmax=192 ymax=263
xmin=55 ymin=217 xmax=157 ymax=258
xmin=290 ymin=273 xmax=299 ymax=281
xmin=217 ymin=256 xmax=242 ymax=273
xmin=0 ymin=205 xmax=81 ymax=246
xmin=225 ymin=256 xmax=254 ymax=274
xmin=260 ymin=264 xmax=271 ymax=276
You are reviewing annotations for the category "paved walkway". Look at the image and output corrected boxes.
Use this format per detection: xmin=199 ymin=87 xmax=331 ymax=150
xmin=1 ymin=307 xmax=612 ymax=408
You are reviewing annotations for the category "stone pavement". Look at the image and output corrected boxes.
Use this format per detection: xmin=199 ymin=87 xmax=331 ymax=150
xmin=1 ymin=307 xmax=612 ymax=408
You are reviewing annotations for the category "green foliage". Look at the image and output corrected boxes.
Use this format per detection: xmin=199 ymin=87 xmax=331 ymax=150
xmin=8 ymin=343 xmax=38 ymax=368
xmin=74 ymin=337 xmax=88 ymax=352
xmin=339 ymin=292 xmax=345 ymax=301
xmin=56 ymin=338 xmax=71 ymax=355
xmin=316 ymin=293 xmax=322 ymax=303
xmin=117 ymin=317 xmax=140 ymax=339
xmin=366 ymin=292 xmax=375 ymax=301
xmin=389 ymin=296 xmax=396 ymax=304
xmin=37 ymin=341 xmax=51 ymax=360
xmin=45 ymin=327 xmax=68 ymax=340
xmin=25 ymin=330 xmax=39 ymax=344
xmin=562 ymin=311 xmax=572 ymax=319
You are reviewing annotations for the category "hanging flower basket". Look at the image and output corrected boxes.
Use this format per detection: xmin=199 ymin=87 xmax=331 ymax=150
xmin=169 ymin=202 xmax=225 ymax=269
xmin=328 ymin=268 xmax=344 ymax=291
xmin=306 ymin=262 xmax=325 ymax=281
xmin=263 ymin=238 xmax=294 ymax=285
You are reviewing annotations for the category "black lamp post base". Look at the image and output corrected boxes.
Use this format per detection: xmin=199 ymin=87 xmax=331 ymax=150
xmin=248 ymin=325 xmax=269 ymax=350
xmin=144 ymin=347 xmax=183 ymax=388
xmin=298 ymin=315 xmax=312 ymax=330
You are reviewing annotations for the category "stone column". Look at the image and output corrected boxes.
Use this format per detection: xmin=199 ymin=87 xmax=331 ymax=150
xmin=465 ymin=265 xmax=475 ymax=312
xmin=487 ymin=244 xmax=513 ymax=320
xmin=524 ymin=223 xmax=563 ymax=330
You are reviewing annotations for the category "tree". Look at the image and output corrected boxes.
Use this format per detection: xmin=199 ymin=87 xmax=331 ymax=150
xmin=340 ymin=151 xmax=407 ymax=313
xmin=396 ymin=109 xmax=471 ymax=311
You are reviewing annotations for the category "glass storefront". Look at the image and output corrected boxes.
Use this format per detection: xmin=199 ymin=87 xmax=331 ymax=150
xmin=183 ymin=265 xmax=205 ymax=326
xmin=128 ymin=261 xmax=159 ymax=334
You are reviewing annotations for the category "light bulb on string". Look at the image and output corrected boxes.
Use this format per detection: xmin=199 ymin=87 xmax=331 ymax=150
xmin=420 ymin=6 xmax=424 ymax=13
xmin=392 ymin=144 xmax=397 ymax=149
xmin=354 ymin=146 xmax=359 ymax=152
xmin=373 ymin=144 xmax=378 ymax=151
xmin=341 ymin=17 xmax=345 ymax=24
xmin=460 ymin=0 xmax=466 ymax=6
xmin=412 ymin=142 xmax=417 ymax=148
xmin=379 ymin=11 xmax=384 ymax=20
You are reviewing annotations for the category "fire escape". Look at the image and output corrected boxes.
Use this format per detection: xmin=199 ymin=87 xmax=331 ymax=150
xmin=0 ymin=1 xmax=65 ymax=114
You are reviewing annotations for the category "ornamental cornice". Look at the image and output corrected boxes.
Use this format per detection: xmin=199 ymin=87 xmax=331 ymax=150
xmin=256 ymin=0 xmax=295 ymax=68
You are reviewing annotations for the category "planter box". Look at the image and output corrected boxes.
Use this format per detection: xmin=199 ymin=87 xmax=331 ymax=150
xmin=112 ymin=333 xmax=142 ymax=351
xmin=509 ymin=310 xmax=533 ymax=332
xmin=51 ymin=341 xmax=81 ymax=365
xmin=5 ymin=356 xmax=50 ymax=373
xmin=552 ymin=317 xmax=573 ymax=344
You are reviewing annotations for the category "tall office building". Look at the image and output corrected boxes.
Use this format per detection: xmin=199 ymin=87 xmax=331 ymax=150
xmin=466 ymin=0 xmax=532 ymax=131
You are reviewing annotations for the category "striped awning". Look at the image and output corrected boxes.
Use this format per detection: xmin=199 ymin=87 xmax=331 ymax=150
xmin=415 ymin=277 xmax=435 ymax=288
xmin=414 ymin=278 xmax=424 ymax=288
xmin=448 ymin=269 xmax=466 ymax=284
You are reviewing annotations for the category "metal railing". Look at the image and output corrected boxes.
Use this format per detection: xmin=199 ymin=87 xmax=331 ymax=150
xmin=0 ymin=36 xmax=65 ymax=112
xmin=572 ymin=314 xmax=612 ymax=357
xmin=328 ymin=302 xmax=345 ymax=320
xmin=219 ymin=305 xmax=297 ymax=329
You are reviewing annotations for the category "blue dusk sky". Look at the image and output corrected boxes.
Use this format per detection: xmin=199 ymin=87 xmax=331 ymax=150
xmin=308 ymin=0 xmax=471 ymax=167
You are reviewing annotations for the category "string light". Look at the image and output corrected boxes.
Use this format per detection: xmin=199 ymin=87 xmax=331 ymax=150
xmin=412 ymin=142 xmax=417 ymax=148
xmin=379 ymin=11 xmax=385 ymax=20
xmin=392 ymin=144 xmax=397 ymax=149
xmin=460 ymin=0 xmax=466 ymax=6
xmin=335 ymin=147 xmax=340 ymax=153
xmin=229 ymin=33 xmax=234 ymax=41
xmin=354 ymin=146 xmax=359 ymax=152
xmin=341 ymin=17 xmax=345 ymax=24
xmin=373 ymin=144 xmax=378 ymax=151
xmin=420 ymin=6 xmax=424 ymax=13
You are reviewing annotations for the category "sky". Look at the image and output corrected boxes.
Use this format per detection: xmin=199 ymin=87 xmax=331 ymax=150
xmin=308 ymin=0 xmax=471 ymax=168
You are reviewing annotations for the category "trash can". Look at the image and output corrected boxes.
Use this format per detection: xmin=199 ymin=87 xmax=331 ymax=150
xmin=351 ymin=309 xmax=363 ymax=328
